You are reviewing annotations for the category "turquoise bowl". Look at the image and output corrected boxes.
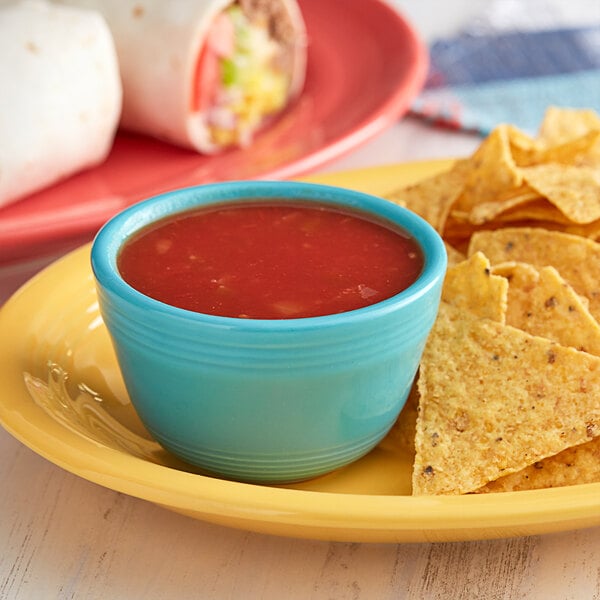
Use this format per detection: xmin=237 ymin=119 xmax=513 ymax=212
xmin=91 ymin=181 xmax=447 ymax=483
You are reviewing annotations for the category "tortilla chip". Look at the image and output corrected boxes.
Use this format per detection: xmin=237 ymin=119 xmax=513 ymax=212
xmin=489 ymin=198 xmax=573 ymax=226
xmin=466 ymin=187 xmax=540 ymax=225
xmin=505 ymin=121 xmax=600 ymax=168
xmin=381 ymin=383 xmax=419 ymax=460
xmin=538 ymin=130 xmax=600 ymax=168
xmin=386 ymin=160 xmax=469 ymax=233
xmin=507 ymin=125 xmax=545 ymax=166
xmin=443 ymin=252 xmax=507 ymax=322
xmin=413 ymin=302 xmax=600 ymax=495
xmin=442 ymin=217 xmax=566 ymax=251
xmin=476 ymin=261 xmax=600 ymax=492
xmin=444 ymin=242 xmax=466 ymax=267
xmin=492 ymin=262 xmax=600 ymax=354
xmin=537 ymin=106 xmax=600 ymax=147
xmin=521 ymin=164 xmax=600 ymax=224
xmin=478 ymin=437 xmax=600 ymax=492
xmin=468 ymin=227 xmax=600 ymax=321
xmin=390 ymin=108 xmax=600 ymax=495
xmin=454 ymin=125 xmax=523 ymax=213
xmin=563 ymin=219 xmax=600 ymax=241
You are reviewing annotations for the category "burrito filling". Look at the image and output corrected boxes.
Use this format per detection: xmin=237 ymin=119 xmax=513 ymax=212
xmin=194 ymin=2 xmax=298 ymax=147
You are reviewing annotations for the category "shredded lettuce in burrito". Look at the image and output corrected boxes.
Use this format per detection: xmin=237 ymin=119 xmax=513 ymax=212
xmin=196 ymin=2 xmax=295 ymax=147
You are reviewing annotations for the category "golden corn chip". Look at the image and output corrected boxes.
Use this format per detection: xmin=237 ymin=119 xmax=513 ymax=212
xmin=386 ymin=160 xmax=469 ymax=233
xmin=442 ymin=217 xmax=561 ymax=252
xmin=537 ymin=106 xmax=600 ymax=147
xmin=413 ymin=302 xmax=600 ymax=495
xmin=477 ymin=261 xmax=600 ymax=493
xmin=444 ymin=242 xmax=466 ymax=267
xmin=563 ymin=219 xmax=600 ymax=241
xmin=507 ymin=125 xmax=544 ymax=166
xmin=454 ymin=125 xmax=523 ymax=213
xmin=468 ymin=227 xmax=600 ymax=320
xmin=490 ymin=198 xmax=572 ymax=226
xmin=494 ymin=260 xmax=587 ymax=312
xmin=503 ymin=107 xmax=600 ymax=166
xmin=466 ymin=187 xmax=540 ymax=225
xmin=537 ymin=130 xmax=600 ymax=168
xmin=457 ymin=126 xmax=543 ymax=224
xmin=493 ymin=262 xmax=600 ymax=354
xmin=478 ymin=437 xmax=600 ymax=493
xmin=521 ymin=164 xmax=600 ymax=224
xmin=381 ymin=383 xmax=419 ymax=460
xmin=389 ymin=108 xmax=600 ymax=495
xmin=443 ymin=252 xmax=507 ymax=322
xmin=491 ymin=260 xmax=538 ymax=285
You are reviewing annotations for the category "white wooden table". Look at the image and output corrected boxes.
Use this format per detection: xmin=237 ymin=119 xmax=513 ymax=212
xmin=2 ymin=1 xmax=600 ymax=597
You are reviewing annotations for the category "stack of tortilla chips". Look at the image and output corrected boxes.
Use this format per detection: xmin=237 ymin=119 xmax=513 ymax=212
xmin=386 ymin=107 xmax=600 ymax=495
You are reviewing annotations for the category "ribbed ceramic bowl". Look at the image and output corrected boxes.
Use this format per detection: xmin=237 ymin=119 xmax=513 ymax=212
xmin=91 ymin=181 xmax=447 ymax=483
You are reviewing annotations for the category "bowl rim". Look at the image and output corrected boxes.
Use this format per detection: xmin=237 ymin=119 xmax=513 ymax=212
xmin=91 ymin=180 xmax=447 ymax=331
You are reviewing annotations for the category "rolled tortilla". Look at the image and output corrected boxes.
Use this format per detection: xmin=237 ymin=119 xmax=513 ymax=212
xmin=56 ymin=0 xmax=307 ymax=153
xmin=0 ymin=0 xmax=122 ymax=208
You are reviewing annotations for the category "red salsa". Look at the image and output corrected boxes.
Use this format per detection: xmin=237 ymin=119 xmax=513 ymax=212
xmin=117 ymin=201 xmax=424 ymax=319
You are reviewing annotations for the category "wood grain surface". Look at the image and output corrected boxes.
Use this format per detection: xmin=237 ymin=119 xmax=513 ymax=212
xmin=1 ymin=363 xmax=599 ymax=599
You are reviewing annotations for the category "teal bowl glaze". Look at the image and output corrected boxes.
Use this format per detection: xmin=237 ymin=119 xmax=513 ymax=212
xmin=91 ymin=181 xmax=447 ymax=483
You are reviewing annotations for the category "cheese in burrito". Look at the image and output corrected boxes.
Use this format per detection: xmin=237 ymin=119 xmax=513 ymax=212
xmin=0 ymin=0 xmax=122 ymax=208
xmin=57 ymin=0 xmax=308 ymax=153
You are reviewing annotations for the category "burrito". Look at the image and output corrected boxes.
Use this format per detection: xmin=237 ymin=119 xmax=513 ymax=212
xmin=55 ymin=0 xmax=307 ymax=153
xmin=0 ymin=0 xmax=122 ymax=208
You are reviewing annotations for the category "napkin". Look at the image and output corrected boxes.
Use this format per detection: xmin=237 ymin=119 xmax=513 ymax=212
xmin=411 ymin=0 xmax=600 ymax=135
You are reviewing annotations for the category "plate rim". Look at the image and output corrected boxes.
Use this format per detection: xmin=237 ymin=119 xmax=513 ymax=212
xmin=0 ymin=0 xmax=429 ymax=262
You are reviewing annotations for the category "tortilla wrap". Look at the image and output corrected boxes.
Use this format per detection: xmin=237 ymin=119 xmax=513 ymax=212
xmin=0 ymin=0 xmax=122 ymax=208
xmin=57 ymin=0 xmax=307 ymax=153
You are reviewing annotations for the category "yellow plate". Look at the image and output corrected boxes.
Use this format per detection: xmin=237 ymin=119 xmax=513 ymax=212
xmin=1 ymin=160 xmax=599 ymax=543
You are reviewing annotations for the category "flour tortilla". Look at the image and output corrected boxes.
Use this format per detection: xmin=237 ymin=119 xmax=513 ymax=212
xmin=0 ymin=0 xmax=122 ymax=207
xmin=56 ymin=0 xmax=307 ymax=153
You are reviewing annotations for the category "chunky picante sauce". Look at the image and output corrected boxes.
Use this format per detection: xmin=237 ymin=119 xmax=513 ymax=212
xmin=117 ymin=201 xmax=424 ymax=319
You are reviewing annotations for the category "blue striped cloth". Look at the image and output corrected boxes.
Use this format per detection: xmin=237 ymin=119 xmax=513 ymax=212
xmin=412 ymin=23 xmax=600 ymax=135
